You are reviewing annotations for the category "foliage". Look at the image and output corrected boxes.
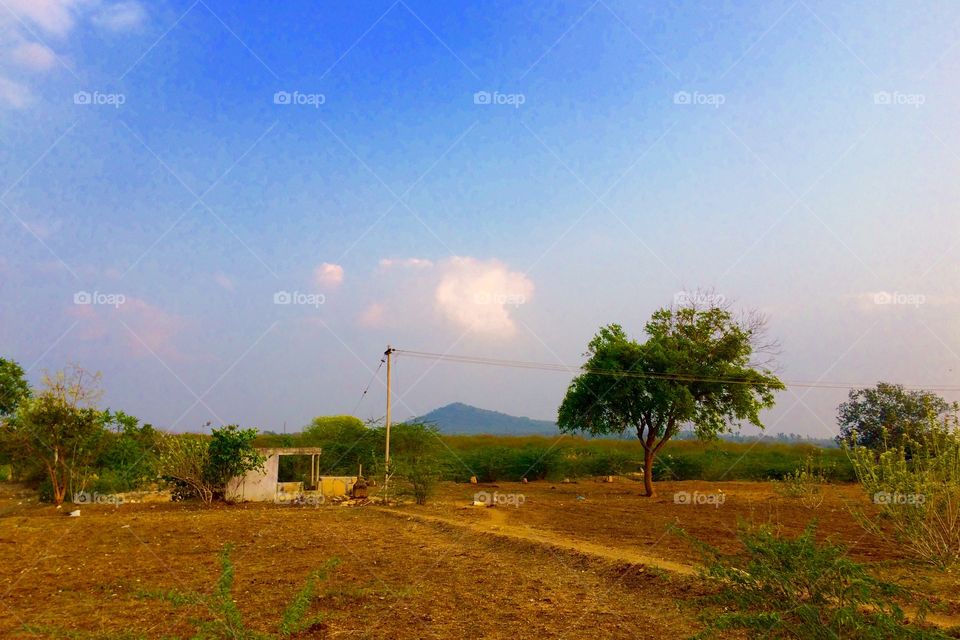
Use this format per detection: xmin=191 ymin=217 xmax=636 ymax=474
xmin=382 ymin=422 xmax=444 ymax=504
xmin=158 ymin=433 xmax=214 ymax=503
xmin=837 ymin=383 xmax=958 ymax=451
xmin=140 ymin=544 xmax=339 ymax=639
xmin=847 ymin=416 xmax=960 ymax=570
xmin=0 ymin=365 xmax=108 ymax=505
xmin=157 ymin=426 xmax=264 ymax=504
xmin=773 ymin=455 xmax=832 ymax=509
xmin=0 ymin=357 xmax=31 ymax=417
xmin=92 ymin=411 xmax=160 ymax=493
xmin=205 ymin=425 xmax=265 ymax=498
xmin=675 ymin=521 xmax=947 ymax=639
xmin=557 ymin=301 xmax=783 ymax=496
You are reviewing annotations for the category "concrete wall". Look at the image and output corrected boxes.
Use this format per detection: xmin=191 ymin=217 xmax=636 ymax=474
xmin=225 ymin=452 xmax=358 ymax=502
xmin=225 ymin=454 xmax=280 ymax=502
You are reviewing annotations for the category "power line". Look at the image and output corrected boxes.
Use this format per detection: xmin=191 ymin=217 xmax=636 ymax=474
xmin=392 ymin=349 xmax=960 ymax=392
xmin=351 ymin=356 xmax=386 ymax=415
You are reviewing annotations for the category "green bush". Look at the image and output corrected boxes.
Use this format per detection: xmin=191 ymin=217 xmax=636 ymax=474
xmin=675 ymin=521 xmax=947 ymax=639
xmin=848 ymin=418 xmax=960 ymax=570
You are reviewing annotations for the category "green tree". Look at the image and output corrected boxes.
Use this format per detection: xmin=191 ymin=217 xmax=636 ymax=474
xmin=0 ymin=357 xmax=31 ymax=417
xmin=557 ymin=303 xmax=783 ymax=496
xmin=836 ymin=383 xmax=957 ymax=450
xmin=0 ymin=365 xmax=108 ymax=505
xmin=205 ymin=425 xmax=265 ymax=499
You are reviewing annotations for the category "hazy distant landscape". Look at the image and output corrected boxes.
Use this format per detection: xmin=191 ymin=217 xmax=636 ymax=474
xmin=4 ymin=1 xmax=960 ymax=638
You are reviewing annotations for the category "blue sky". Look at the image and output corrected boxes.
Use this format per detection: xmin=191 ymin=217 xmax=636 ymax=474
xmin=2 ymin=0 xmax=960 ymax=437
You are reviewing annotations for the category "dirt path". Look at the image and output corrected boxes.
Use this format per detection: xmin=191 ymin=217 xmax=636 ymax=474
xmin=374 ymin=506 xmax=697 ymax=575
xmin=373 ymin=505 xmax=960 ymax=630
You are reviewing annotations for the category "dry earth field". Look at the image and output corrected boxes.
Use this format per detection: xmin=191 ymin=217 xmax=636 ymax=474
xmin=1 ymin=480 xmax=958 ymax=639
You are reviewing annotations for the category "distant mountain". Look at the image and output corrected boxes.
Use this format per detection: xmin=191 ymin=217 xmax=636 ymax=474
xmin=414 ymin=402 xmax=559 ymax=436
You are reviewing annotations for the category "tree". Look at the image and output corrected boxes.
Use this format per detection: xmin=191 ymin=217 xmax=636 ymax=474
xmin=158 ymin=425 xmax=264 ymax=504
xmin=157 ymin=433 xmax=214 ymax=503
xmin=836 ymin=383 xmax=957 ymax=450
xmin=0 ymin=357 xmax=31 ymax=417
xmin=557 ymin=302 xmax=783 ymax=496
xmin=205 ymin=425 xmax=265 ymax=498
xmin=0 ymin=365 xmax=108 ymax=505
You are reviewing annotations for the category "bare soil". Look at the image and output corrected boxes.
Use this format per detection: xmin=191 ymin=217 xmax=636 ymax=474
xmin=0 ymin=479 xmax=957 ymax=639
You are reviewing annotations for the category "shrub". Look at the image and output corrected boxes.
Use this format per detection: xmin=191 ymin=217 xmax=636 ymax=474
xmin=848 ymin=418 xmax=960 ymax=570
xmin=206 ymin=425 xmax=265 ymax=499
xmin=158 ymin=433 xmax=214 ymax=503
xmin=140 ymin=544 xmax=339 ymax=638
xmin=773 ymin=454 xmax=832 ymax=509
xmin=675 ymin=521 xmax=947 ymax=639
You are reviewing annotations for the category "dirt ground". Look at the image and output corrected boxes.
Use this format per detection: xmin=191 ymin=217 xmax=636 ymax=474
xmin=0 ymin=479 xmax=957 ymax=639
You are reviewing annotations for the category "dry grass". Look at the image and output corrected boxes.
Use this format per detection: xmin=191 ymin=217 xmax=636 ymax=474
xmin=0 ymin=479 xmax=957 ymax=639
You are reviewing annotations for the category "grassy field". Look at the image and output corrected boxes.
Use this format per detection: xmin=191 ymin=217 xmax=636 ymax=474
xmin=438 ymin=434 xmax=856 ymax=482
xmin=1 ymin=477 xmax=957 ymax=639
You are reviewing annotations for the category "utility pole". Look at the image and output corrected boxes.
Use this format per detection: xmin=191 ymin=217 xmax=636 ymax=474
xmin=383 ymin=345 xmax=394 ymax=502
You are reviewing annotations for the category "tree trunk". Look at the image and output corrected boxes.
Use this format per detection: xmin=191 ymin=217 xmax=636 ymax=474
xmin=642 ymin=448 xmax=655 ymax=497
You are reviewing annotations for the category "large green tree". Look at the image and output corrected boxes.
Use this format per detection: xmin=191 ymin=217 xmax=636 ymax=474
xmin=557 ymin=304 xmax=784 ymax=496
xmin=0 ymin=357 xmax=31 ymax=417
xmin=836 ymin=382 xmax=957 ymax=450
xmin=0 ymin=365 xmax=108 ymax=505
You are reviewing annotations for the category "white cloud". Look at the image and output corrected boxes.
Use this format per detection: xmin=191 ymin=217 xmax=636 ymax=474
xmin=314 ymin=262 xmax=344 ymax=289
xmin=379 ymin=257 xmax=434 ymax=269
xmin=12 ymin=42 xmax=57 ymax=71
xmin=5 ymin=0 xmax=76 ymax=37
xmin=358 ymin=302 xmax=387 ymax=328
xmin=213 ymin=272 xmax=235 ymax=292
xmin=92 ymin=1 xmax=146 ymax=32
xmin=0 ymin=76 xmax=33 ymax=108
xmin=433 ymin=257 xmax=533 ymax=337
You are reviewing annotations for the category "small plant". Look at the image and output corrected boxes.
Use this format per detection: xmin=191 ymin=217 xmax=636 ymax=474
xmin=773 ymin=455 xmax=831 ymax=509
xmin=673 ymin=521 xmax=947 ymax=639
xmin=848 ymin=417 xmax=960 ymax=570
xmin=139 ymin=544 xmax=340 ymax=639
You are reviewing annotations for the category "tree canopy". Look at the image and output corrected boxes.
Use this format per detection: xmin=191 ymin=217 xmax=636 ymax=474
xmin=836 ymin=382 xmax=958 ymax=450
xmin=557 ymin=303 xmax=783 ymax=496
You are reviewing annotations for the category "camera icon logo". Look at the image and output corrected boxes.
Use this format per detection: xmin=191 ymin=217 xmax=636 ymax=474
xmin=473 ymin=91 xmax=491 ymax=105
xmin=873 ymin=291 xmax=892 ymax=305
xmin=473 ymin=490 xmax=491 ymax=505
xmin=873 ymin=91 xmax=891 ymax=105
xmin=673 ymin=491 xmax=692 ymax=504
xmin=74 ymin=291 xmax=92 ymax=305
xmin=73 ymin=491 xmax=92 ymax=504
xmin=673 ymin=91 xmax=691 ymax=105
xmin=273 ymin=291 xmax=292 ymax=305
xmin=73 ymin=91 xmax=92 ymax=105
xmin=273 ymin=91 xmax=291 ymax=105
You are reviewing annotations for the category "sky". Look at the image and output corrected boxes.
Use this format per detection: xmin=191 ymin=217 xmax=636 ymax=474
xmin=2 ymin=1 xmax=960 ymax=438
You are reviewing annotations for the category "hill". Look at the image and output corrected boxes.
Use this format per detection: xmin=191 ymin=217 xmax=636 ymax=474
xmin=414 ymin=402 xmax=560 ymax=435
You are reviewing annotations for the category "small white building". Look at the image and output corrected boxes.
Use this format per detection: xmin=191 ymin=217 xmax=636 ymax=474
xmin=225 ymin=447 xmax=358 ymax=503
